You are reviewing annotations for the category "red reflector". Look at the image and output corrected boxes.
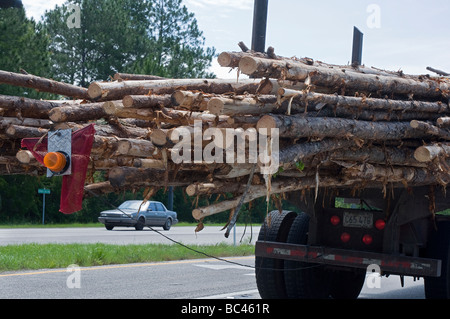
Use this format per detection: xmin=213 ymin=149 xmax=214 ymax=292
xmin=363 ymin=234 xmax=373 ymax=245
xmin=330 ymin=215 xmax=340 ymax=226
xmin=340 ymin=232 xmax=351 ymax=243
xmin=375 ymin=219 xmax=386 ymax=230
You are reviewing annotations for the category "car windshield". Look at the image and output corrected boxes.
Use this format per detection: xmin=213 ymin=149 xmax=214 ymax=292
xmin=118 ymin=201 xmax=146 ymax=210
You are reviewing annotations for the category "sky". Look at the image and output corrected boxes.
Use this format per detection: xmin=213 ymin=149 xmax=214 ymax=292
xmin=21 ymin=0 xmax=450 ymax=79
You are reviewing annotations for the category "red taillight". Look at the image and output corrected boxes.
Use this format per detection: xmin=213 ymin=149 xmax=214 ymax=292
xmin=330 ymin=215 xmax=340 ymax=226
xmin=340 ymin=232 xmax=351 ymax=243
xmin=375 ymin=219 xmax=386 ymax=230
xmin=362 ymin=234 xmax=373 ymax=245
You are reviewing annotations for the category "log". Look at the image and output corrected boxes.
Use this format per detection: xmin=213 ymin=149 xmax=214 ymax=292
xmin=191 ymin=176 xmax=363 ymax=220
xmin=49 ymin=102 xmax=107 ymax=122
xmin=0 ymin=70 xmax=89 ymax=99
xmin=150 ymin=129 xmax=169 ymax=147
xmin=6 ymin=124 xmax=48 ymax=139
xmin=88 ymin=78 xmax=277 ymax=100
xmin=207 ymin=95 xmax=278 ymax=116
xmin=0 ymin=117 xmax=53 ymax=129
xmin=16 ymin=150 xmax=37 ymax=164
xmin=257 ymin=114 xmax=433 ymax=140
xmin=122 ymin=94 xmax=172 ymax=108
xmin=414 ymin=144 xmax=450 ymax=162
xmin=437 ymin=117 xmax=450 ymax=128
xmin=278 ymin=88 xmax=450 ymax=114
xmin=117 ymin=138 xmax=156 ymax=157
xmin=410 ymin=120 xmax=450 ymax=140
xmin=0 ymin=94 xmax=60 ymax=118
xmin=102 ymin=101 xmax=154 ymax=119
xmin=240 ymin=56 xmax=450 ymax=99
xmin=113 ymin=73 xmax=166 ymax=81
xmin=171 ymin=90 xmax=209 ymax=111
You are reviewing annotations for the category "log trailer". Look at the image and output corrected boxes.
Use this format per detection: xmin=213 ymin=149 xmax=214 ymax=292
xmin=250 ymin=0 xmax=450 ymax=299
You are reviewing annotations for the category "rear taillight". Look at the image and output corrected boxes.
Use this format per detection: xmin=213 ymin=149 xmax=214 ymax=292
xmin=340 ymin=232 xmax=351 ymax=243
xmin=375 ymin=219 xmax=386 ymax=230
xmin=330 ymin=215 xmax=340 ymax=226
xmin=362 ymin=234 xmax=373 ymax=245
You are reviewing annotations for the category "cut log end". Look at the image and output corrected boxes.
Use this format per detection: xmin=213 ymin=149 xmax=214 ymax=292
xmin=207 ymin=98 xmax=224 ymax=115
xmin=88 ymin=82 xmax=103 ymax=99
xmin=48 ymin=108 xmax=64 ymax=122
xmin=414 ymin=147 xmax=432 ymax=162
xmin=217 ymin=52 xmax=233 ymax=68
xmin=117 ymin=140 xmax=131 ymax=155
xmin=256 ymin=115 xmax=277 ymax=131
xmin=192 ymin=208 xmax=204 ymax=221
xmin=239 ymin=56 xmax=259 ymax=75
xmin=122 ymin=95 xmax=134 ymax=108
xmin=16 ymin=150 xmax=35 ymax=164
xmin=102 ymin=101 xmax=119 ymax=115
xmin=150 ymin=129 xmax=168 ymax=147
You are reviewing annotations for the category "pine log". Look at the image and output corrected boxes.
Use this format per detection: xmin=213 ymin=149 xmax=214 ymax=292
xmin=240 ymin=56 xmax=450 ymax=99
xmin=410 ymin=120 xmax=450 ymax=140
xmin=150 ymin=129 xmax=169 ymax=147
xmin=277 ymin=139 xmax=357 ymax=167
xmin=207 ymin=95 xmax=278 ymax=116
xmin=15 ymin=150 xmax=37 ymax=164
xmin=257 ymin=114 xmax=433 ymax=140
xmin=0 ymin=94 xmax=61 ymax=118
xmin=437 ymin=117 xmax=450 ymax=128
xmin=191 ymin=176 xmax=363 ymax=220
xmin=6 ymin=125 xmax=48 ymax=139
xmin=278 ymin=88 xmax=450 ymax=114
xmin=122 ymin=94 xmax=172 ymax=108
xmin=88 ymin=78 xmax=278 ymax=100
xmin=102 ymin=101 xmax=154 ymax=119
xmin=113 ymin=73 xmax=166 ymax=81
xmin=414 ymin=144 xmax=450 ymax=162
xmin=117 ymin=138 xmax=156 ymax=157
xmin=49 ymin=102 xmax=107 ymax=122
xmin=0 ymin=117 xmax=52 ymax=129
xmin=0 ymin=70 xmax=89 ymax=99
xmin=171 ymin=90 xmax=209 ymax=111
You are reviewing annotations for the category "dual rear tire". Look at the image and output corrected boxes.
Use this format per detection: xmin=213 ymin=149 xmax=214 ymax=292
xmin=255 ymin=210 xmax=365 ymax=299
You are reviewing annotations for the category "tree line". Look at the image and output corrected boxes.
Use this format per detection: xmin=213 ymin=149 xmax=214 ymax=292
xmin=0 ymin=1 xmax=285 ymax=225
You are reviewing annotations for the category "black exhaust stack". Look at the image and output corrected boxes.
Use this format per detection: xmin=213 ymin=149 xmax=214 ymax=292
xmin=251 ymin=0 xmax=269 ymax=53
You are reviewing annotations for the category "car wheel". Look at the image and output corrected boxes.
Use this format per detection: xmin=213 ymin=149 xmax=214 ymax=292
xmin=105 ymin=224 xmax=114 ymax=231
xmin=135 ymin=217 xmax=145 ymax=231
xmin=163 ymin=218 xmax=172 ymax=230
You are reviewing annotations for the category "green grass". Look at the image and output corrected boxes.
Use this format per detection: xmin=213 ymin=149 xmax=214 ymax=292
xmin=0 ymin=242 xmax=255 ymax=272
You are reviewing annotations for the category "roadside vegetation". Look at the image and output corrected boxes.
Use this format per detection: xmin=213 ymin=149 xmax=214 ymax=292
xmin=0 ymin=242 xmax=255 ymax=272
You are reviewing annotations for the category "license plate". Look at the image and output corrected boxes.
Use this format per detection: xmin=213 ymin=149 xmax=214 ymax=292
xmin=343 ymin=212 xmax=373 ymax=228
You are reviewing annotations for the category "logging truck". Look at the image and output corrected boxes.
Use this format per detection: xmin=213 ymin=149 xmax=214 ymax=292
xmin=254 ymin=187 xmax=450 ymax=299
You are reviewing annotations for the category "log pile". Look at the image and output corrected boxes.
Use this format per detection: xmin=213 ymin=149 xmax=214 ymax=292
xmin=2 ymin=46 xmax=450 ymax=225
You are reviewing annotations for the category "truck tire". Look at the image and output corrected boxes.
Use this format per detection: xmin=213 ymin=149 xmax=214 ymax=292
xmin=329 ymin=269 xmax=366 ymax=299
xmin=255 ymin=210 xmax=297 ymax=299
xmin=425 ymin=220 xmax=450 ymax=299
xmin=284 ymin=213 xmax=332 ymax=299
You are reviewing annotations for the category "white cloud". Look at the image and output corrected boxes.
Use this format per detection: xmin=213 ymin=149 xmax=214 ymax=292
xmin=184 ymin=0 xmax=253 ymax=11
xmin=22 ymin=0 xmax=66 ymax=21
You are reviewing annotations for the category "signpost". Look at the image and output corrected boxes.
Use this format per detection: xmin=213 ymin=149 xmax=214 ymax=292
xmin=38 ymin=188 xmax=50 ymax=224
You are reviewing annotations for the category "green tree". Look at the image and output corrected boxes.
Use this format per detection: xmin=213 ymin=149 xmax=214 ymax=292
xmin=0 ymin=6 xmax=52 ymax=98
xmin=132 ymin=0 xmax=216 ymax=78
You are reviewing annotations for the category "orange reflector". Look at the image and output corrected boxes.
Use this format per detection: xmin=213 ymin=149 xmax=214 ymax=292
xmin=43 ymin=152 xmax=67 ymax=172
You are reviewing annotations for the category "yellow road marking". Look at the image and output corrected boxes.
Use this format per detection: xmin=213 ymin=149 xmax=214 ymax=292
xmin=0 ymin=256 xmax=254 ymax=278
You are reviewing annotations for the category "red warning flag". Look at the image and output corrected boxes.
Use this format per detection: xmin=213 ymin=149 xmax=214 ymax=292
xmin=21 ymin=124 xmax=96 ymax=214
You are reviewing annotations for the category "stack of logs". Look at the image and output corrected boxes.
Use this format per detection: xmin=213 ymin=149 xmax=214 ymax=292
xmin=1 ymin=47 xmax=450 ymax=223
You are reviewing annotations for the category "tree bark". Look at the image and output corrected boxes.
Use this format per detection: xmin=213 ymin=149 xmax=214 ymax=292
xmin=49 ymin=102 xmax=107 ymax=122
xmin=0 ymin=70 xmax=89 ymax=99
xmin=122 ymin=94 xmax=172 ymax=108
xmin=240 ymin=56 xmax=449 ymax=99
xmin=0 ymin=117 xmax=52 ymax=129
xmin=257 ymin=114 xmax=432 ymax=140
xmin=0 ymin=94 xmax=61 ymax=119
xmin=88 ymin=78 xmax=277 ymax=100
xmin=113 ymin=73 xmax=166 ymax=81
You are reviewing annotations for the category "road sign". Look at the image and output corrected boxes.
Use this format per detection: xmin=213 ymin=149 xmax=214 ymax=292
xmin=38 ymin=188 xmax=51 ymax=194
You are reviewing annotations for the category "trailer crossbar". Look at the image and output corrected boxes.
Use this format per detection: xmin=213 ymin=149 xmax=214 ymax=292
xmin=255 ymin=241 xmax=442 ymax=277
